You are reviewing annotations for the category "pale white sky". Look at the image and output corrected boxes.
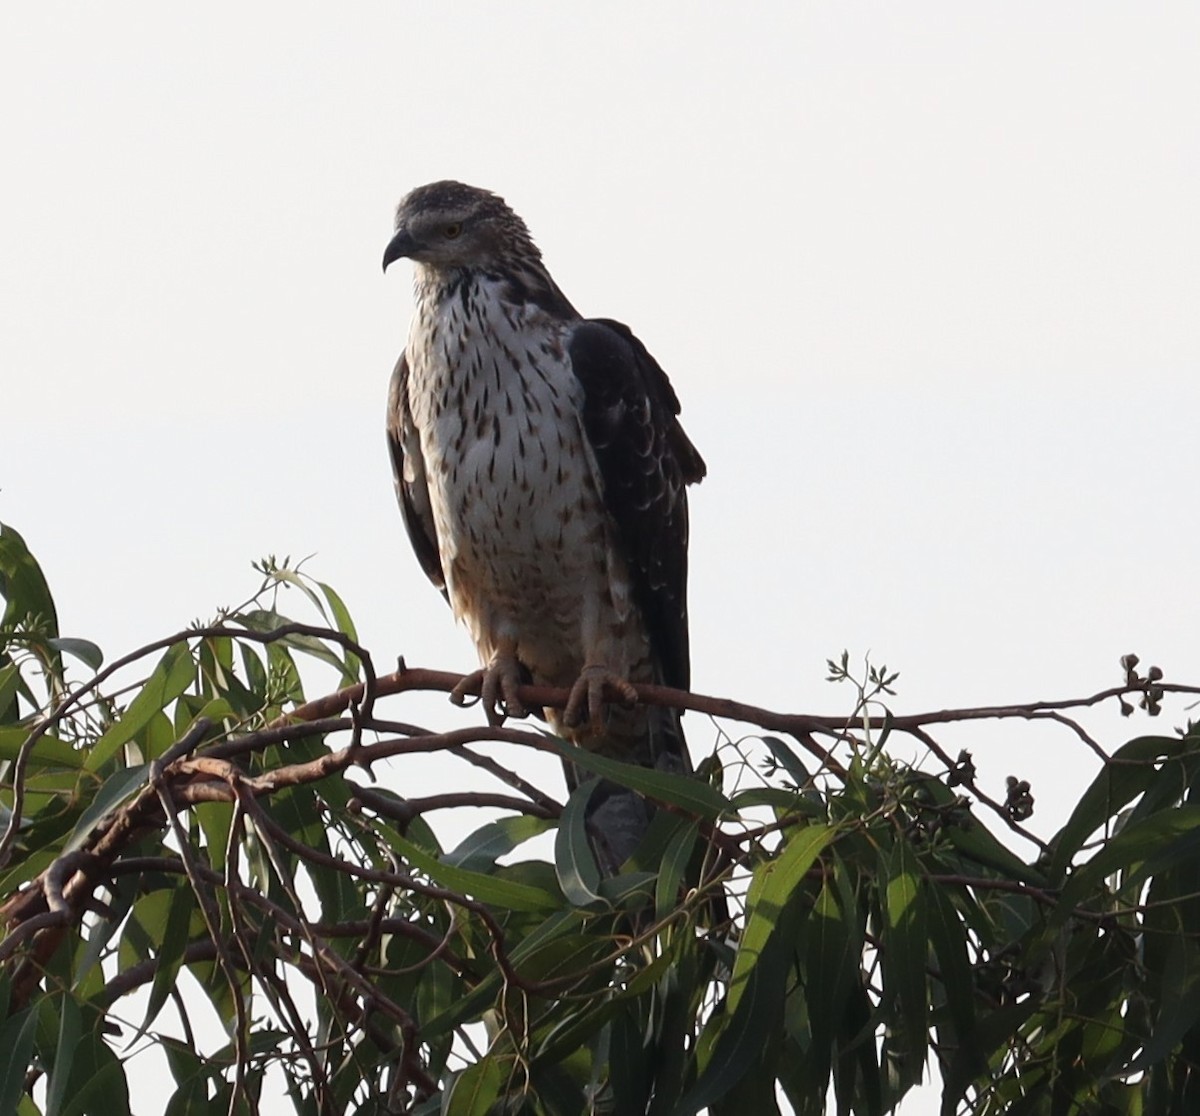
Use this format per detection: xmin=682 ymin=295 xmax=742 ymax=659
xmin=2 ymin=4 xmax=1198 ymax=1112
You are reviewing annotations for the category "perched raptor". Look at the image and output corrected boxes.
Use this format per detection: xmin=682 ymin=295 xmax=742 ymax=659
xmin=382 ymin=181 xmax=705 ymax=872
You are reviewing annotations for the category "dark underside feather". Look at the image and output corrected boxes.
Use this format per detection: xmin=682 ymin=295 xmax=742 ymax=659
xmin=386 ymin=353 xmax=446 ymax=596
xmin=567 ymin=318 xmax=706 ymax=692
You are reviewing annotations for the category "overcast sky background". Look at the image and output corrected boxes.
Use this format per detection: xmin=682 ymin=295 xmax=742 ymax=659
xmin=2 ymin=4 xmax=1198 ymax=1112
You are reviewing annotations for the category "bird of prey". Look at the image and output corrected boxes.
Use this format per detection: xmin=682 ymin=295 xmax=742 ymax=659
xmin=382 ymin=181 xmax=705 ymax=873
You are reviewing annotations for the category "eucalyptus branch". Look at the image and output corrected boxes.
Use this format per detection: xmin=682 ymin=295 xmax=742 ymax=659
xmin=1 ymin=622 xmax=376 ymax=868
xmin=3 ymin=610 xmax=1196 ymax=1115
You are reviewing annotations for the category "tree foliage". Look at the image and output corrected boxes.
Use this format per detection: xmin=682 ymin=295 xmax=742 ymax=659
xmin=2 ymin=520 xmax=1200 ymax=1115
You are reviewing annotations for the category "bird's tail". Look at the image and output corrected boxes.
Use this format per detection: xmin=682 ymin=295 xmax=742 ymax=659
xmin=558 ymin=702 xmax=690 ymax=877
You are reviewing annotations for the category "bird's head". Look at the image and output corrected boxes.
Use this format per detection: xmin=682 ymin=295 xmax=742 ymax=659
xmin=383 ymin=181 xmax=540 ymax=274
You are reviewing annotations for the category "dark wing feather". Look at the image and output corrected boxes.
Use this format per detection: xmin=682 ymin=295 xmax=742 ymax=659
xmin=386 ymin=352 xmax=446 ymax=596
xmin=567 ymin=319 xmax=705 ymax=691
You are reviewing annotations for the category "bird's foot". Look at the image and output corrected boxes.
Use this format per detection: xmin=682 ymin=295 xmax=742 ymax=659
xmin=564 ymin=664 xmax=639 ymax=730
xmin=451 ymin=650 xmax=526 ymax=726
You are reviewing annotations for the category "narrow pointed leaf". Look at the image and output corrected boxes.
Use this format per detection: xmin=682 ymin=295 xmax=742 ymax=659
xmin=548 ymin=737 xmax=730 ymax=819
xmin=443 ymin=815 xmax=556 ymax=870
xmin=45 ymin=993 xmax=81 ymax=1116
xmin=422 ymin=911 xmax=579 ymax=1037
xmin=926 ymin=885 xmax=975 ymax=1044
xmin=1051 ymin=805 xmax=1200 ymax=933
xmin=882 ymin=838 xmax=929 ymax=1090
xmin=380 ymin=828 xmax=560 ymax=912
xmin=0 ymin=523 xmax=59 ymax=636
xmin=655 ymin=819 xmax=699 ymax=922
xmin=678 ymin=961 xmax=783 ymax=1115
xmin=137 ymin=884 xmax=196 ymax=1036
xmin=87 ymin=644 xmax=194 ymax=771
xmin=446 ymin=1056 xmax=510 ymax=1116
xmin=762 ymin=735 xmax=811 ymax=786
xmin=728 ymin=824 xmax=835 ymax=1018
xmin=0 ymin=1007 xmax=39 ymax=1116
xmin=0 ymin=727 xmax=83 ymax=769
xmin=556 ymin=778 xmax=605 ymax=907
xmin=65 ymin=765 xmax=149 ymax=852
xmin=1049 ymin=735 xmax=1188 ymax=882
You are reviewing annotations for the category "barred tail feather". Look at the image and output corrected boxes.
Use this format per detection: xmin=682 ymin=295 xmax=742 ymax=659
xmin=561 ymin=704 xmax=690 ymax=876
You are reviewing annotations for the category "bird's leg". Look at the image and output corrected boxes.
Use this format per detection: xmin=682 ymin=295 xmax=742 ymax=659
xmin=564 ymin=664 xmax=639 ymax=730
xmin=451 ymin=640 xmax=526 ymax=726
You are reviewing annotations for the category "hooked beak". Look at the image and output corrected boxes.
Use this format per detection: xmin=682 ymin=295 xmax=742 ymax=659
xmin=382 ymin=228 xmax=419 ymax=272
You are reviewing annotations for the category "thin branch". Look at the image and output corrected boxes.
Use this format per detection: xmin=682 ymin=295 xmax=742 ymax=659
xmin=0 ymin=622 xmax=376 ymax=868
xmin=352 ymin=786 xmax=559 ymax=826
xmin=906 ymin=724 xmax=1052 ymax=854
xmin=282 ymin=664 xmax=1198 ymax=754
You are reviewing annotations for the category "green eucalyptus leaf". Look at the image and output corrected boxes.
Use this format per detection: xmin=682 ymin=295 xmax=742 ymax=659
xmin=237 ymin=608 xmax=355 ymax=686
xmin=379 ymin=828 xmax=560 ymax=912
xmin=45 ymin=993 xmax=80 ymax=1116
xmin=555 ymin=779 xmax=604 ymax=908
xmin=926 ymin=885 xmax=975 ymax=1046
xmin=548 ymin=737 xmax=730 ymax=820
xmin=422 ymin=911 xmax=580 ymax=1038
xmin=940 ymin=1001 xmax=1039 ymax=1114
xmin=801 ymin=859 xmax=859 ymax=1101
xmin=65 ymin=765 xmax=149 ymax=853
xmin=416 ymin=958 xmax=458 ymax=1033
xmin=443 ymin=815 xmax=557 ymax=871
xmin=446 ymin=1056 xmax=511 ymax=1116
xmin=138 ymin=883 xmax=196 ymax=1037
xmin=0 ymin=726 xmax=83 ymax=769
xmin=881 ymin=838 xmax=929 ymax=1091
xmin=679 ymin=960 xmax=785 ymax=1115
xmin=194 ymin=799 xmax=234 ymax=873
xmin=58 ymin=1024 xmax=130 ymax=1116
xmin=0 ymin=663 xmax=25 ymax=722
xmin=1049 ymin=735 xmax=1190 ymax=882
xmin=655 ymin=819 xmax=699 ymax=923
xmin=940 ymin=813 xmax=1046 ymax=885
xmin=46 ymin=637 xmax=104 ymax=673
xmin=761 ymin=735 xmax=811 ymax=786
xmin=0 ymin=1007 xmax=40 ymax=1116
xmin=1052 ymin=805 xmax=1200 ymax=934
xmin=535 ymin=996 xmax=625 ymax=1066
xmin=729 ymin=824 xmax=835 ymax=1018
xmin=0 ymin=523 xmax=59 ymax=637
xmin=87 ymin=643 xmax=195 ymax=772
xmin=729 ymin=786 xmax=824 ymax=817
xmin=316 ymin=581 xmax=358 ymax=639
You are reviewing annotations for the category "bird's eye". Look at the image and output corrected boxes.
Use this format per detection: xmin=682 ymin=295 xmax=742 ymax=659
xmin=443 ymin=222 xmax=462 ymax=239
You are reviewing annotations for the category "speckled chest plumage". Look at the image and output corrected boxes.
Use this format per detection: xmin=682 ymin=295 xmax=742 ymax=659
xmin=405 ymin=273 xmax=646 ymax=687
